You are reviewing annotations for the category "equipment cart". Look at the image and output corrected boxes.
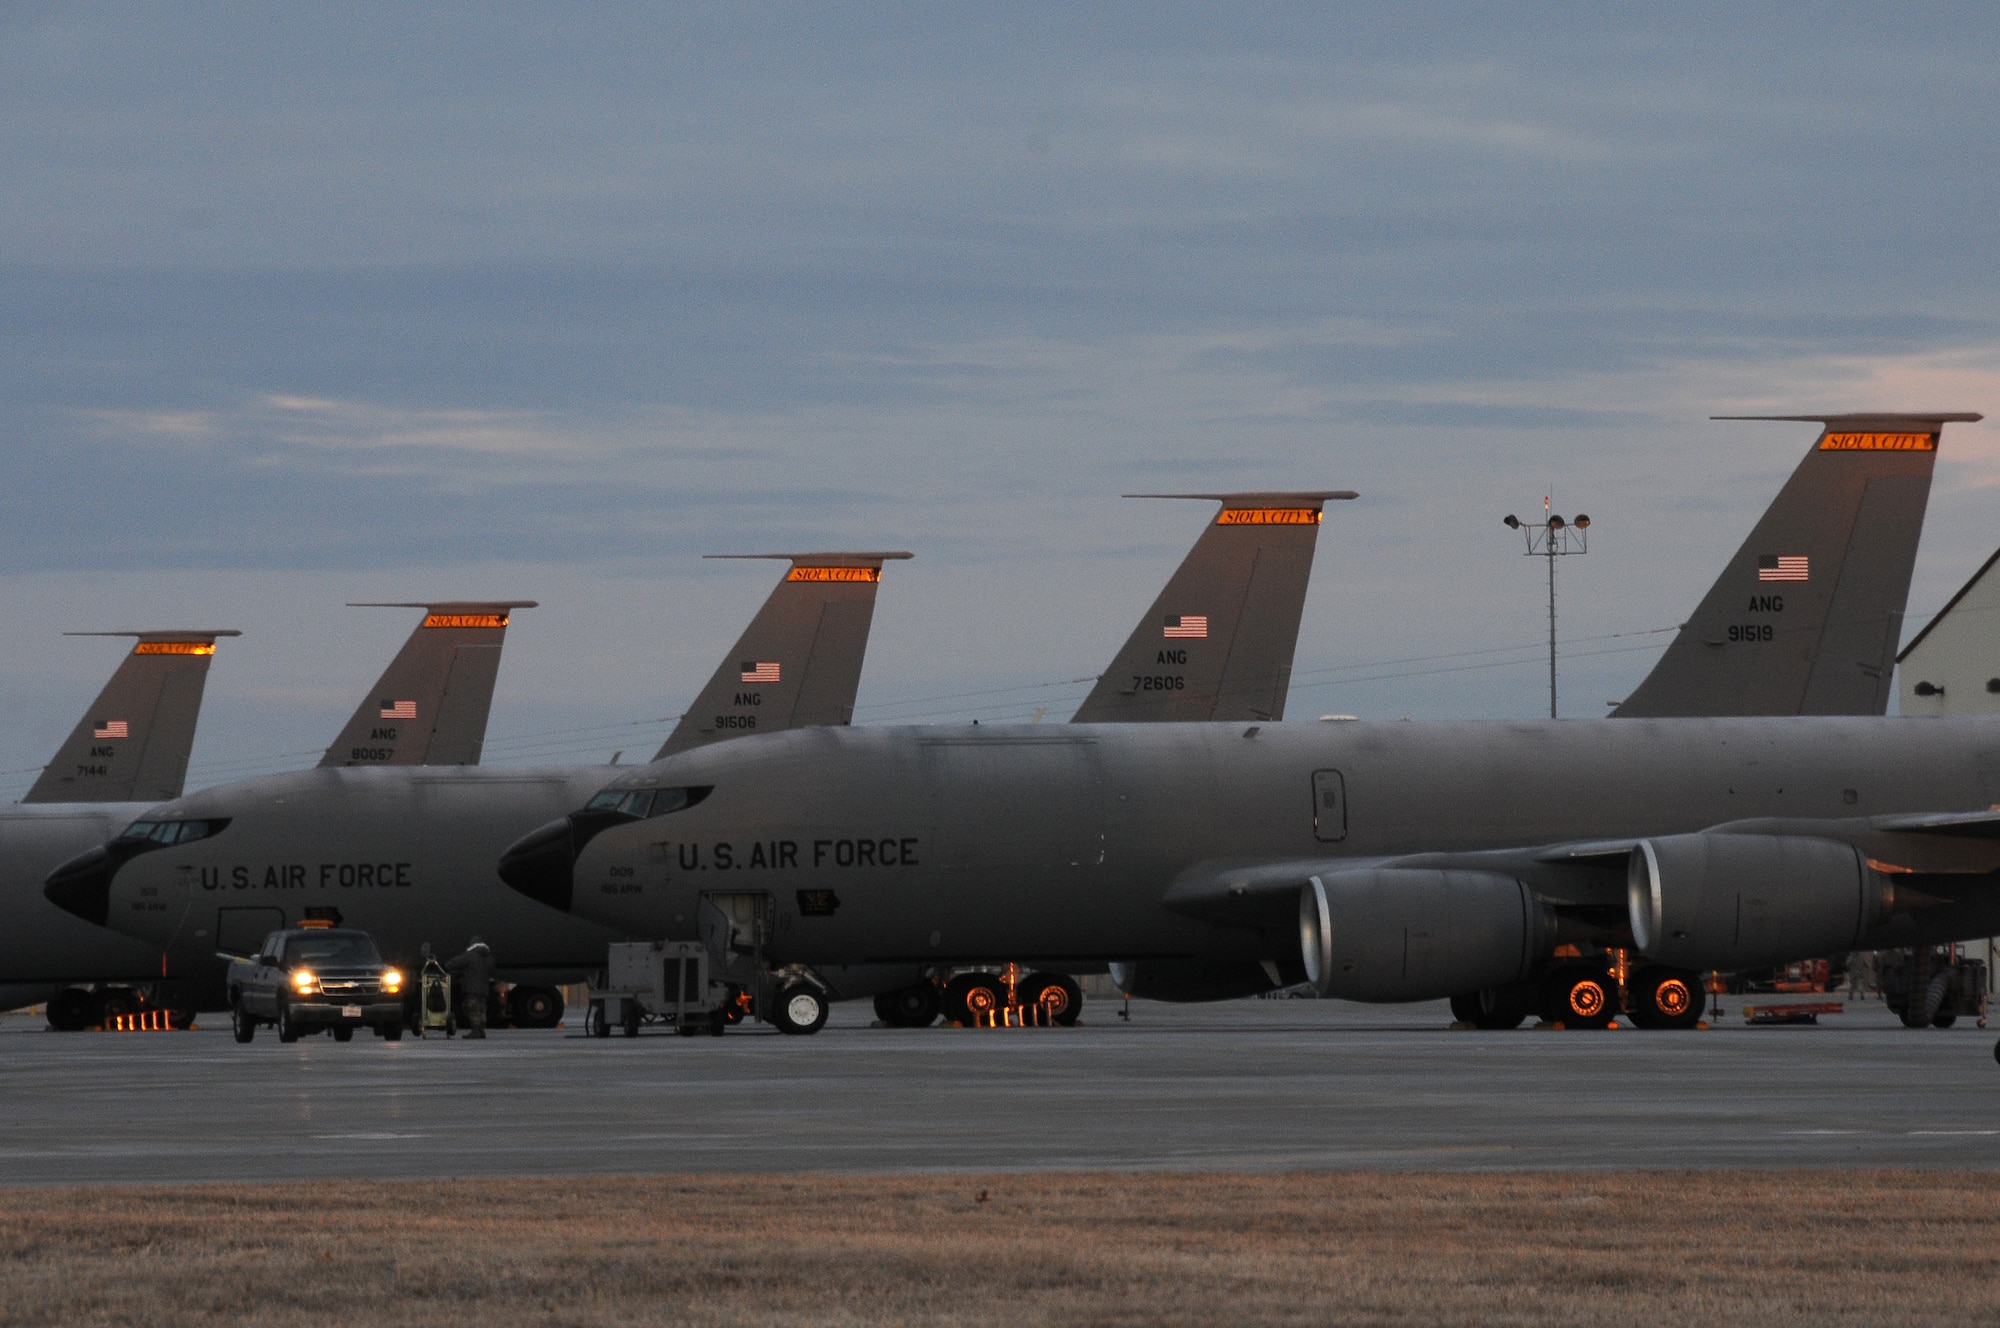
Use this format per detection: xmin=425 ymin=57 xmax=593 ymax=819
xmin=585 ymin=941 xmax=727 ymax=1037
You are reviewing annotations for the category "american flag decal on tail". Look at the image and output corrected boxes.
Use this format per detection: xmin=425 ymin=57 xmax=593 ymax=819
xmin=740 ymin=661 xmax=781 ymax=683
xmin=379 ymin=699 xmax=417 ymax=720
xmin=1163 ymin=615 xmax=1208 ymax=639
xmin=1758 ymin=555 xmax=1809 ymax=583
xmin=93 ymin=719 xmax=128 ymax=739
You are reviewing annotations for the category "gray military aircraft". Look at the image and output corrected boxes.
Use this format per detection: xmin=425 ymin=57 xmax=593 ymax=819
xmin=5 ymin=602 xmax=523 ymax=1027
xmin=0 ymin=629 xmax=238 ymax=1025
xmin=45 ymin=555 xmax=910 ymax=1022
xmin=505 ymin=413 xmax=2000 ymax=1034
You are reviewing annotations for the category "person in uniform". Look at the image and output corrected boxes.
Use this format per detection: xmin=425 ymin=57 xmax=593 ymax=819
xmin=445 ymin=936 xmax=495 ymax=1038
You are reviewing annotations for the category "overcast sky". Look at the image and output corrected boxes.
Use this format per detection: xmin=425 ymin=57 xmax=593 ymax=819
xmin=2 ymin=3 xmax=1997 ymax=794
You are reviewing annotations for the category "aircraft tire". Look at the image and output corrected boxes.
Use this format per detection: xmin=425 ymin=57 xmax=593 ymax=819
xmin=1628 ymin=967 xmax=1704 ymax=1030
xmin=332 ymin=1026 xmax=354 ymax=1043
xmin=875 ymin=983 xmax=941 ymax=1028
xmin=97 ymin=988 xmax=137 ymax=1027
xmin=382 ymin=1022 xmax=403 ymax=1042
xmin=1451 ymin=985 xmax=1534 ymax=1030
xmin=1544 ymin=968 xmax=1616 ymax=1030
xmin=276 ymin=1002 xmax=301 ymax=1044
xmin=943 ymin=972 xmax=1004 ymax=1026
xmin=509 ymin=985 xmax=564 ymax=1030
xmin=1022 ymin=972 xmax=1082 ymax=1026
xmin=772 ymin=984 xmax=829 ymax=1035
xmin=46 ymin=988 xmax=93 ymax=1033
xmin=231 ymin=1004 xmax=257 ymax=1044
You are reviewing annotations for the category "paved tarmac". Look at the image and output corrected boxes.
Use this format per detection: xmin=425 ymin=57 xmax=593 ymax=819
xmin=2 ymin=995 xmax=1998 ymax=1185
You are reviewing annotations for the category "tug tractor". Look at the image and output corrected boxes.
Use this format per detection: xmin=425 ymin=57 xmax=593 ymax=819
xmin=1880 ymin=946 xmax=1989 ymax=1029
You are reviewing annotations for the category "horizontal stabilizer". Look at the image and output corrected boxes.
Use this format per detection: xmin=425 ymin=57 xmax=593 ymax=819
xmin=26 ymin=629 xmax=241 ymax=804
xmin=320 ymin=601 xmax=537 ymax=768
xmin=1072 ymin=491 xmax=1355 ymax=724
xmin=657 ymin=552 xmax=912 ymax=758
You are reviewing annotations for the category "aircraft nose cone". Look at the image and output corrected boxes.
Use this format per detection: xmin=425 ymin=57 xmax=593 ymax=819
xmin=498 ymin=817 xmax=578 ymax=913
xmin=44 ymin=845 xmax=118 ymax=927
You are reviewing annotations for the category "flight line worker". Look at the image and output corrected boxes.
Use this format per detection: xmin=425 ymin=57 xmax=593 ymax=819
xmin=445 ymin=936 xmax=494 ymax=1039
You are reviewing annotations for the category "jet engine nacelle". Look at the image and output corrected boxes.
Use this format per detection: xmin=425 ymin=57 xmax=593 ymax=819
xmin=1298 ymin=869 xmax=1551 ymax=1003
xmin=1627 ymin=833 xmax=1885 ymax=973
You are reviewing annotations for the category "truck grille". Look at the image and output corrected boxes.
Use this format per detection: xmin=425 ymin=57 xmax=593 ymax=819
xmin=316 ymin=974 xmax=383 ymax=996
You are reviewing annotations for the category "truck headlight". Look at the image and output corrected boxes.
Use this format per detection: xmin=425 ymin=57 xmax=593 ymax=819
xmin=291 ymin=968 xmax=318 ymax=995
xmin=380 ymin=969 xmax=403 ymax=994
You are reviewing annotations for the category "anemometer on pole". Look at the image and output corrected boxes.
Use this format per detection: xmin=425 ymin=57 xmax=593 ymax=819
xmin=1502 ymin=499 xmax=1590 ymax=719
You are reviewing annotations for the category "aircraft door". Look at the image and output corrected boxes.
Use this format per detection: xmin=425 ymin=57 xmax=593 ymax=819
xmin=699 ymin=892 xmax=773 ymax=983
xmin=215 ymin=906 xmax=285 ymax=958
xmin=1312 ymin=769 xmax=1347 ymax=842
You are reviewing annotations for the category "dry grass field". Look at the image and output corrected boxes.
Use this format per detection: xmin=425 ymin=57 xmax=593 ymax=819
xmin=1 ymin=1170 xmax=1996 ymax=1327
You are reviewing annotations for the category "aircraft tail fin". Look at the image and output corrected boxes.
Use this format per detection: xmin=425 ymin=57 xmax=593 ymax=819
xmin=1071 ymin=491 xmax=1355 ymax=723
xmin=657 ymin=552 xmax=911 ymax=758
xmin=1613 ymin=412 xmax=1981 ymax=718
xmin=26 ymin=629 xmax=240 ymax=804
xmin=320 ymin=601 xmax=536 ymax=767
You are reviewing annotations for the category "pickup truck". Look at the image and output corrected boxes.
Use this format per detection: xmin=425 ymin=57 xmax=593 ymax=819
xmin=227 ymin=927 xmax=407 ymax=1043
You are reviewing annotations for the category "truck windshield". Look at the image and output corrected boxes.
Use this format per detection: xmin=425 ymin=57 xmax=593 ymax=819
xmin=282 ymin=935 xmax=383 ymax=968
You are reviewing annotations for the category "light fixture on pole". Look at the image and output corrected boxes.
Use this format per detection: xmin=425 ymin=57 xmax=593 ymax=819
xmin=1502 ymin=499 xmax=1590 ymax=719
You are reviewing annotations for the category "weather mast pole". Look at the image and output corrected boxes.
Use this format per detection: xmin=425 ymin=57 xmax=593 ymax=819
xmin=1503 ymin=497 xmax=1590 ymax=719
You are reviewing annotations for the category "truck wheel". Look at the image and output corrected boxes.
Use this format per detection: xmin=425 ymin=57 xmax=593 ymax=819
xmin=1022 ymin=972 xmax=1082 ymax=1026
xmin=231 ymin=1003 xmax=256 ymax=1044
xmin=1934 ymin=1012 xmax=1959 ymax=1029
xmin=772 ymin=984 xmax=829 ymax=1035
xmin=381 ymin=1022 xmax=403 ymax=1042
xmin=276 ymin=1002 xmax=301 ymax=1044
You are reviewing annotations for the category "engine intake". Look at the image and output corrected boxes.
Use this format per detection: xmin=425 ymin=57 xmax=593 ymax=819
xmin=1627 ymin=833 xmax=1886 ymax=972
xmin=1298 ymin=868 xmax=1551 ymax=1003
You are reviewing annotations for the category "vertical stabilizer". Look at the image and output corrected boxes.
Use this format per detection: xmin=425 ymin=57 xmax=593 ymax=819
xmin=321 ymin=601 xmax=536 ymax=767
xmin=1613 ymin=413 xmax=1979 ymax=718
xmin=657 ymin=552 xmax=912 ymax=758
xmin=26 ymin=629 xmax=240 ymax=803
xmin=1071 ymin=491 xmax=1356 ymax=723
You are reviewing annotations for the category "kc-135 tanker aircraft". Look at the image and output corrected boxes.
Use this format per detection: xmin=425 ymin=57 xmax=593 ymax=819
xmin=45 ymin=490 xmax=1366 ymax=1021
xmin=40 ymin=412 xmax=1991 ymax=1037
xmin=485 ymin=413 xmax=2000 ymax=1034
xmin=4 ymin=604 xmax=528 ymax=1025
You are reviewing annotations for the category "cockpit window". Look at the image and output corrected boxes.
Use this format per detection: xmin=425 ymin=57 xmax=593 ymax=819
xmin=282 ymin=934 xmax=383 ymax=968
xmin=116 ymin=818 xmax=228 ymax=845
xmin=583 ymin=786 xmax=712 ymax=819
